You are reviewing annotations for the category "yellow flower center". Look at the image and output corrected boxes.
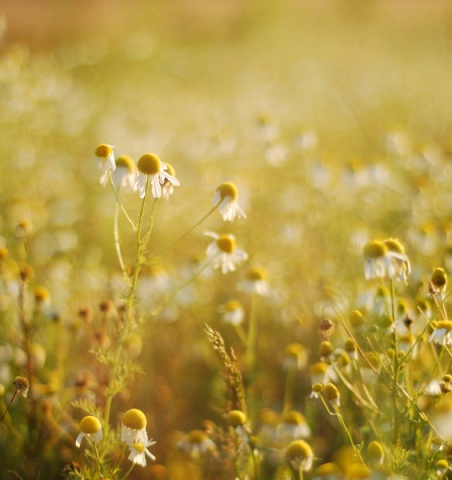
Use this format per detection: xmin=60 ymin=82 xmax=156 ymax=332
xmin=115 ymin=155 xmax=135 ymax=172
xmin=431 ymin=268 xmax=447 ymax=288
xmin=132 ymin=442 xmax=145 ymax=453
xmin=383 ymin=238 xmax=405 ymax=255
xmin=188 ymin=429 xmax=207 ymax=444
xmin=323 ymin=383 xmax=340 ymax=401
xmin=122 ymin=408 xmax=147 ymax=430
xmin=309 ymin=362 xmax=328 ymax=375
xmin=95 ymin=144 xmax=113 ymax=159
xmin=216 ymin=182 xmax=239 ymax=201
xmin=437 ymin=320 xmax=452 ymax=331
xmin=367 ymin=441 xmax=384 ymax=461
xmin=363 ymin=240 xmax=387 ymax=259
xmin=228 ymin=410 xmax=247 ymax=427
xmin=283 ymin=410 xmax=304 ymax=425
xmin=34 ymin=286 xmax=50 ymax=303
xmin=246 ymin=267 xmax=267 ymax=281
xmin=137 ymin=153 xmax=162 ymax=175
xmin=224 ymin=300 xmax=242 ymax=311
xmin=216 ymin=235 xmax=236 ymax=253
xmin=286 ymin=439 xmax=313 ymax=459
xmin=165 ymin=163 xmax=176 ymax=177
xmin=80 ymin=416 xmax=101 ymax=434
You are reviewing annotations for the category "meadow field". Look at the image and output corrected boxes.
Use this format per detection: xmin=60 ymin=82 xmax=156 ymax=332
xmin=2 ymin=1 xmax=452 ymax=478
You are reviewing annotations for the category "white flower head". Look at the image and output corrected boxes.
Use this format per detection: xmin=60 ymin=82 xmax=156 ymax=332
xmin=213 ymin=182 xmax=246 ymax=222
xmin=363 ymin=240 xmax=410 ymax=280
xmin=276 ymin=411 xmax=311 ymax=443
xmin=238 ymin=267 xmax=269 ymax=296
xmin=76 ymin=416 xmax=103 ymax=448
xmin=429 ymin=320 xmax=452 ymax=346
xmin=121 ymin=408 xmax=149 ymax=445
xmin=101 ymin=155 xmax=136 ymax=190
xmin=128 ymin=439 xmax=156 ymax=467
xmin=134 ymin=153 xmax=180 ymax=199
xmin=177 ymin=429 xmax=217 ymax=458
xmin=94 ymin=144 xmax=116 ymax=173
xmin=286 ymin=440 xmax=314 ymax=473
xmin=162 ymin=163 xmax=178 ymax=200
xmin=217 ymin=300 xmax=245 ymax=326
xmin=204 ymin=232 xmax=248 ymax=274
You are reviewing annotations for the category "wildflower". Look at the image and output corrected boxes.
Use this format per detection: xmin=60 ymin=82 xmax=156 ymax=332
xmin=12 ymin=376 xmax=29 ymax=398
xmin=286 ymin=439 xmax=314 ymax=472
xmin=319 ymin=317 xmax=335 ymax=340
xmin=362 ymin=240 xmax=409 ymax=280
xmin=430 ymin=267 xmax=447 ymax=294
xmin=213 ymin=182 xmax=246 ymax=222
xmin=283 ymin=343 xmax=307 ymax=371
xmin=436 ymin=459 xmax=448 ymax=477
xmin=309 ymin=362 xmax=337 ymax=385
xmin=349 ymin=310 xmax=365 ymax=330
xmin=238 ymin=267 xmax=269 ymax=295
xmin=162 ymin=163 xmax=178 ymax=200
xmin=33 ymin=286 xmax=51 ymax=308
xmin=344 ymin=339 xmax=358 ymax=361
xmin=432 ymin=400 xmax=452 ymax=441
xmin=134 ymin=153 xmax=180 ymax=199
xmin=367 ymin=441 xmax=384 ymax=466
xmin=383 ymin=238 xmax=411 ymax=280
xmin=319 ymin=341 xmax=334 ymax=361
xmin=324 ymin=383 xmax=340 ymax=407
xmin=127 ymin=438 xmax=156 ymax=467
xmin=228 ymin=410 xmax=249 ymax=437
xmin=310 ymin=383 xmax=323 ymax=399
xmin=76 ymin=416 xmax=103 ymax=447
xmin=94 ymin=144 xmax=116 ymax=173
xmin=121 ymin=408 xmax=148 ymax=444
xmin=217 ymin=300 xmax=245 ymax=326
xmin=204 ymin=232 xmax=248 ymax=274
xmin=277 ymin=410 xmax=311 ymax=441
xmin=428 ymin=320 xmax=452 ymax=346
xmin=312 ymin=462 xmax=342 ymax=479
xmin=177 ymin=429 xmax=217 ymax=458
xmin=101 ymin=155 xmax=135 ymax=189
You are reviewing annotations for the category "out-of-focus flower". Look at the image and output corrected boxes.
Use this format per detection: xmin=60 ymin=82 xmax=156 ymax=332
xmin=428 ymin=320 xmax=452 ymax=346
xmin=213 ymin=182 xmax=246 ymax=222
xmin=76 ymin=416 xmax=103 ymax=447
xmin=367 ymin=441 xmax=384 ymax=466
xmin=383 ymin=238 xmax=411 ymax=280
xmin=217 ymin=300 xmax=245 ymax=326
xmin=286 ymin=439 xmax=314 ymax=472
xmin=430 ymin=267 xmax=447 ymax=295
xmin=277 ymin=410 xmax=311 ymax=442
xmin=101 ymin=155 xmax=135 ymax=189
xmin=238 ymin=267 xmax=269 ymax=295
xmin=13 ymin=376 xmax=29 ymax=398
xmin=134 ymin=153 xmax=180 ymax=199
xmin=204 ymin=232 xmax=248 ymax=274
xmin=121 ymin=408 xmax=149 ymax=445
xmin=94 ymin=144 xmax=115 ymax=174
xmin=362 ymin=240 xmax=410 ymax=280
xmin=127 ymin=438 xmax=156 ymax=467
xmin=283 ymin=343 xmax=307 ymax=371
xmin=324 ymin=383 xmax=340 ymax=407
xmin=162 ymin=163 xmax=178 ymax=200
xmin=312 ymin=462 xmax=342 ymax=480
xmin=177 ymin=429 xmax=217 ymax=458
xmin=228 ymin=410 xmax=249 ymax=437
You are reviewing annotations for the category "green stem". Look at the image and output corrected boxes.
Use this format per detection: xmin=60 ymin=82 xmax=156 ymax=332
xmin=94 ymin=443 xmax=105 ymax=477
xmin=152 ymin=202 xmax=220 ymax=258
xmin=107 ymin=170 xmax=136 ymax=230
xmin=114 ymin=202 xmax=126 ymax=275
xmin=246 ymin=292 xmax=259 ymax=373
xmin=120 ymin=461 xmax=136 ymax=480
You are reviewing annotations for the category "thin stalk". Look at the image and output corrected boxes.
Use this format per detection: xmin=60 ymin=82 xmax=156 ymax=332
xmin=246 ymin=292 xmax=259 ymax=373
xmin=107 ymin=170 xmax=136 ymax=230
xmin=114 ymin=202 xmax=126 ymax=275
xmin=0 ymin=390 xmax=18 ymax=423
xmin=152 ymin=202 xmax=220 ymax=258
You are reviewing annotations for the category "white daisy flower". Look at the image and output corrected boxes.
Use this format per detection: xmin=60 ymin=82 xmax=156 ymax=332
xmin=213 ymin=182 xmax=246 ymax=222
xmin=238 ymin=267 xmax=269 ymax=296
xmin=76 ymin=416 xmax=103 ymax=448
xmin=217 ymin=300 xmax=245 ymax=326
xmin=363 ymin=240 xmax=410 ymax=280
xmin=276 ymin=411 xmax=311 ymax=442
xmin=101 ymin=155 xmax=135 ymax=190
xmin=127 ymin=439 xmax=156 ymax=467
xmin=162 ymin=163 xmax=178 ymax=200
xmin=428 ymin=320 xmax=452 ymax=346
xmin=204 ymin=232 xmax=248 ymax=274
xmin=94 ymin=144 xmax=116 ymax=174
xmin=177 ymin=429 xmax=217 ymax=458
xmin=121 ymin=408 xmax=149 ymax=445
xmin=134 ymin=153 xmax=180 ymax=199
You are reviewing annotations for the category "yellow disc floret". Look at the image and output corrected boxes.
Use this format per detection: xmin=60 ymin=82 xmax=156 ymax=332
xmin=137 ymin=153 xmax=162 ymax=175
xmin=283 ymin=410 xmax=305 ymax=425
xmin=383 ymin=238 xmax=405 ymax=255
xmin=122 ymin=408 xmax=147 ymax=430
xmin=132 ymin=442 xmax=145 ymax=453
xmin=367 ymin=440 xmax=384 ymax=463
xmin=216 ymin=182 xmax=239 ymax=201
xmin=228 ymin=410 xmax=247 ymax=427
xmin=216 ymin=235 xmax=236 ymax=253
xmin=188 ymin=429 xmax=208 ymax=444
xmin=431 ymin=268 xmax=447 ymax=289
xmin=324 ymin=383 xmax=340 ymax=402
xmin=363 ymin=241 xmax=387 ymax=259
xmin=80 ymin=416 xmax=102 ymax=434
xmin=286 ymin=439 xmax=313 ymax=459
xmin=95 ymin=144 xmax=114 ymax=159
xmin=246 ymin=267 xmax=268 ymax=282
xmin=115 ymin=155 xmax=135 ymax=172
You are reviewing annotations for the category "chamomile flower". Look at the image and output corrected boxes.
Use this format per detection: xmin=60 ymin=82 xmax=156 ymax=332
xmin=213 ymin=182 xmax=246 ymax=222
xmin=286 ymin=439 xmax=314 ymax=472
xmin=204 ymin=232 xmax=248 ymax=274
xmin=238 ymin=267 xmax=269 ymax=295
xmin=127 ymin=438 xmax=157 ymax=467
xmin=217 ymin=300 xmax=245 ymax=326
xmin=121 ymin=408 xmax=149 ymax=445
xmin=76 ymin=416 xmax=103 ymax=447
xmin=177 ymin=429 xmax=217 ymax=458
xmin=101 ymin=155 xmax=135 ymax=189
xmin=94 ymin=144 xmax=116 ymax=173
xmin=383 ymin=238 xmax=411 ymax=280
xmin=362 ymin=240 xmax=409 ymax=280
xmin=277 ymin=410 xmax=311 ymax=442
xmin=428 ymin=320 xmax=452 ymax=346
xmin=162 ymin=163 xmax=178 ymax=200
xmin=134 ymin=153 xmax=180 ymax=199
